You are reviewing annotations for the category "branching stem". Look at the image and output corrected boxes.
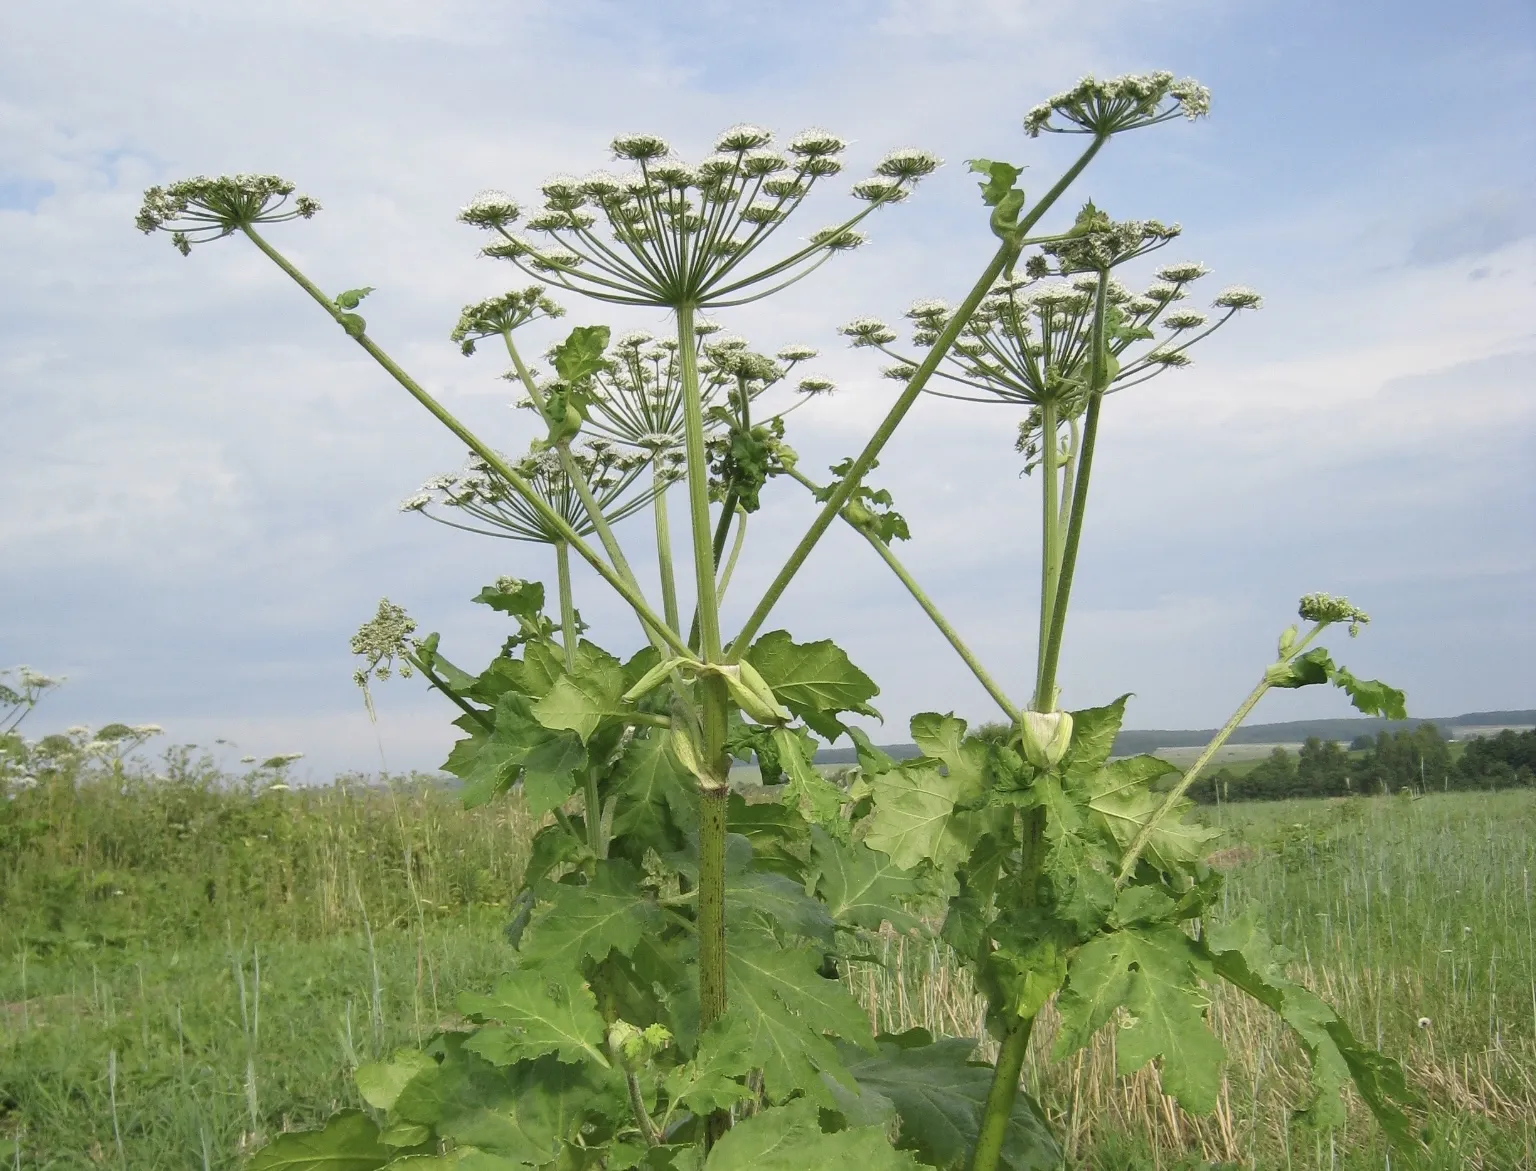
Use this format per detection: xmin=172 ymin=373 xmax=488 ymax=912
xmin=238 ymin=224 xmax=691 ymax=659
xmin=729 ymin=134 xmax=1106 ymax=659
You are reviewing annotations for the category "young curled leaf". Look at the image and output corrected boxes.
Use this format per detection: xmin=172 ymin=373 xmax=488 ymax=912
xmin=334 ymin=286 xmax=374 ymax=310
xmin=1330 ymin=666 xmax=1407 ymax=720
xmin=967 ymin=159 xmax=1024 ymax=208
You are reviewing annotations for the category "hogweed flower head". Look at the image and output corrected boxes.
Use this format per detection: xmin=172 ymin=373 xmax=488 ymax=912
xmin=458 ymin=190 xmax=522 ymax=230
xmin=407 ymin=443 xmax=656 ymax=544
xmin=1042 ymin=203 xmax=1181 ymax=274
xmin=350 ymin=599 xmax=419 ymax=695
xmin=1024 ymin=71 xmax=1211 ymax=138
xmin=459 ymin=124 xmax=937 ymax=309
xmin=838 ymin=317 xmax=898 ymax=347
xmin=857 ymin=249 xmax=1257 ymax=431
xmin=136 ymin=174 xmax=319 ymax=255
xmin=576 ymin=325 xmax=829 ymax=452
xmin=450 ymin=287 xmax=565 ymax=355
xmin=1213 ymin=285 xmax=1264 ymax=310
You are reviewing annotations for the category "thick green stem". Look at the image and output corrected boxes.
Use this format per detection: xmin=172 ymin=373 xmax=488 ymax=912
xmin=710 ymin=491 xmax=739 ymax=568
xmin=403 ymin=651 xmax=493 ymax=732
xmin=730 ymin=136 xmax=1106 ymax=659
xmin=672 ymin=305 xmax=733 ymax=1070
xmin=1035 ymin=397 xmax=1060 ymax=705
xmin=696 ymin=758 xmax=729 ymax=1023
xmin=238 ymin=225 xmax=691 ymax=659
xmin=716 ymin=508 xmax=746 ymax=601
xmin=557 ymin=542 xmax=605 ymax=859
xmin=651 ymin=461 xmax=682 ymax=633
xmin=555 ymin=541 xmax=579 ymax=674
xmin=969 ymin=1015 xmax=1036 ymax=1171
xmin=502 ymin=335 xmax=662 ymax=654
xmin=1035 ymin=272 xmax=1111 ymax=708
xmin=677 ymin=306 xmax=724 ymax=665
xmin=971 ymin=804 xmax=1044 ymax=1171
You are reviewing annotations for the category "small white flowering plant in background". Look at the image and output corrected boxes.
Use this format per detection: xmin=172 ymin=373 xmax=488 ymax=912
xmin=137 ymin=71 xmax=1421 ymax=1169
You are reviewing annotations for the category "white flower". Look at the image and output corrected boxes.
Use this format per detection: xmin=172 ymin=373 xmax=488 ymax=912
xmin=400 ymin=492 xmax=433 ymax=512
xmin=1161 ymin=311 xmax=1208 ymax=331
xmin=715 ymin=124 xmax=774 ymax=152
xmin=539 ymin=174 xmax=584 ymax=201
xmin=457 ymin=190 xmax=521 ymax=229
xmin=579 ymin=171 xmax=625 ymax=198
xmin=1417 ymin=1017 xmax=1432 ymax=1029
xmin=741 ymin=149 xmax=789 ymax=177
xmin=775 ymin=343 xmax=817 ymax=362
xmin=787 ymin=128 xmax=847 ymax=157
xmin=874 ymin=147 xmax=941 ymax=181
xmin=838 ymin=317 xmax=897 ymax=346
xmin=906 ymin=298 xmax=950 ymax=320
xmin=611 ymin=133 xmax=672 ymax=161
xmin=649 ymin=160 xmax=697 ymax=187
xmin=797 ymin=376 xmax=835 ymax=395
xmin=1213 ymin=285 xmax=1263 ymax=310
xmin=810 ymin=226 xmax=867 ymax=251
xmin=1155 ymin=261 xmax=1210 ymax=283
xmin=851 ymin=177 xmax=907 ymax=203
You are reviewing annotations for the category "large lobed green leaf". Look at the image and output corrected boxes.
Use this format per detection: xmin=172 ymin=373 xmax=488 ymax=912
xmin=745 ymin=631 xmax=880 ymax=738
xmin=1053 ymin=922 xmax=1225 ymax=1114
xmin=445 ymin=692 xmax=587 ymax=814
xmin=245 ymin=1111 xmax=391 ymax=1170
xmin=810 ymin=826 xmax=921 ymax=931
xmin=828 ymin=1030 xmax=1062 ymax=1171
xmin=1205 ymin=909 xmax=1420 ymax=1145
xmin=704 ymin=1098 xmax=919 ymax=1170
xmin=458 ymin=970 xmax=610 ymax=1068
xmin=726 ymin=933 xmax=873 ymax=1103
xmin=532 ymin=652 xmax=629 ymax=744
xmin=518 ymin=860 xmax=664 ymax=970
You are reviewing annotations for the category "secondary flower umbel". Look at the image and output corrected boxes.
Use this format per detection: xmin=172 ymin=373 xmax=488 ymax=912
xmin=457 ymin=127 xmax=940 ymax=308
xmin=1024 ymin=71 xmax=1211 ymax=137
xmin=136 ymin=174 xmax=320 ymax=255
xmin=403 ymin=441 xmax=662 ymax=545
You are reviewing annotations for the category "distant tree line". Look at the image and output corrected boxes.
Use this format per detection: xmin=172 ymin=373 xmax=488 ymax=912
xmin=1187 ymin=723 xmax=1536 ymax=803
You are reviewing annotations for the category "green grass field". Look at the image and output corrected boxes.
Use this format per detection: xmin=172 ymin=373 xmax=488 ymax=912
xmin=2 ymin=762 xmax=1532 ymax=1169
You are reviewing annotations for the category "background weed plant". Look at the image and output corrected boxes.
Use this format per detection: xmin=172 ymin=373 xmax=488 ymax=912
xmin=130 ymin=73 xmax=1423 ymax=1168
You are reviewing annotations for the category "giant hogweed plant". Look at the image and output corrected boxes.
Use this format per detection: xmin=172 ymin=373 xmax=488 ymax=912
xmin=137 ymin=73 xmax=1420 ymax=1170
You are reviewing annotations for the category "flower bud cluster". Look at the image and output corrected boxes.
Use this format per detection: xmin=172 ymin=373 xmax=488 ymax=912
xmin=136 ymin=174 xmax=320 ymax=255
xmin=450 ymin=287 xmax=565 ymax=355
xmin=1297 ymin=592 xmax=1371 ymax=636
xmin=1024 ymin=71 xmax=1211 ymax=138
xmin=349 ymin=599 xmax=419 ymax=689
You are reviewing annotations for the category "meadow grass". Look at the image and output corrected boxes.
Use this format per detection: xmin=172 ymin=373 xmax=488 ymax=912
xmin=1 ymin=764 xmax=1531 ymax=1169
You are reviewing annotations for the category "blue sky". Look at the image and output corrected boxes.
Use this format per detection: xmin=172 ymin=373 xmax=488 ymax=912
xmin=1 ymin=0 xmax=1532 ymax=778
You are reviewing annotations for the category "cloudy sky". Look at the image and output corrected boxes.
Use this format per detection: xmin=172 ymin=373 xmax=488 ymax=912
xmin=2 ymin=0 xmax=1532 ymax=778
